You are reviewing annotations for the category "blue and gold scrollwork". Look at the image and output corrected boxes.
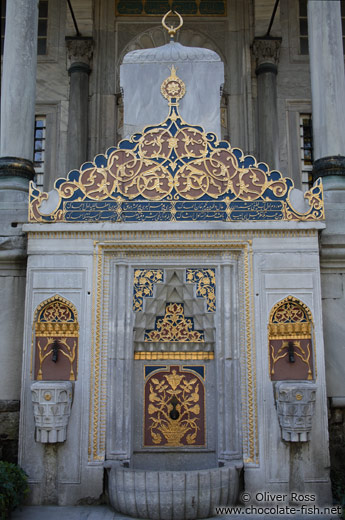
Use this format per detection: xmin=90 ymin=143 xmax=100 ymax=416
xmin=29 ymin=68 xmax=324 ymax=223
xmin=133 ymin=269 xmax=164 ymax=312
xmin=186 ymin=269 xmax=216 ymax=312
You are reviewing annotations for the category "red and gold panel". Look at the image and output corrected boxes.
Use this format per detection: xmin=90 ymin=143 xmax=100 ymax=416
xmin=269 ymin=339 xmax=313 ymax=381
xmin=34 ymin=336 xmax=78 ymax=381
xmin=34 ymin=296 xmax=79 ymax=381
xmin=268 ymin=297 xmax=314 ymax=381
xmin=144 ymin=365 xmax=205 ymax=447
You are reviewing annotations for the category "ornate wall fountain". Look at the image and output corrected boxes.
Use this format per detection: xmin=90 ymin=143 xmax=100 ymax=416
xmin=19 ymin=11 xmax=331 ymax=517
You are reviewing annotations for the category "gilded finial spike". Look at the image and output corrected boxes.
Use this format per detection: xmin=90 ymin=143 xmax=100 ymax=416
xmin=170 ymin=65 xmax=177 ymax=78
xmin=162 ymin=10 xmax=183 ymax=40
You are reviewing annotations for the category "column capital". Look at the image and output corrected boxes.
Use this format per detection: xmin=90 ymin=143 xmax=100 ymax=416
xmin=66 ymin=37 xmax=93 ymax=73
xmin=0 ymin=157 xmax=35 ymax=181
xmin=312 ymin=156 xmax=345 ymax=184
xmin=252 ymin=37 xmax=281 ymax=75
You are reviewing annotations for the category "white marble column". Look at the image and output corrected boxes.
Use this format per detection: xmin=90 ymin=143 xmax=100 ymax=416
xmin=66 ymin=38 xmax=93 ymax=173
xmin=0 ymin=0 xmax=38 ymax=193
xmin=0 ymin=0 xmax=38 ymax=460
xmin=252 ymin=38 xmax=281 ymax=170
xmin=308 ymin=0 xmax=345 ymax=189
xmin=226 ymin=0 xmax=254 ymax=155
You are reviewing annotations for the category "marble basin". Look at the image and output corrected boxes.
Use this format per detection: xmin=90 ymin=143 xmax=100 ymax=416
xmin=104 ymin=461 xmax=242 ymax=520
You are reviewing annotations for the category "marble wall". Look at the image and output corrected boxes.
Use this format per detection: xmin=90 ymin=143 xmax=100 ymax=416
xmin=19 ymin=222 xmax=331 ymax=506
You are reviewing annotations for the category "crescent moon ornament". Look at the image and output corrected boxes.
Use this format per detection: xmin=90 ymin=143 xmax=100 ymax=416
xmin=162 ymin=10 xmax=183 ymax=39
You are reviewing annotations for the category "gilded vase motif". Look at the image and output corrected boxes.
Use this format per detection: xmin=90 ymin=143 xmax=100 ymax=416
xmin=144 ymin=366 xmax=205 ymax=447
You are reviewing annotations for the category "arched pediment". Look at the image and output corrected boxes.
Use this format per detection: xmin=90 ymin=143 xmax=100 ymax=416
xmin=29 ymin=68 xmax=324 ymax=223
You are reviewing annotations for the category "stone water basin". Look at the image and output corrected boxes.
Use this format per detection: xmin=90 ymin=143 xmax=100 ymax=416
xmin=104 ymin=461 xmax=242 ymax=520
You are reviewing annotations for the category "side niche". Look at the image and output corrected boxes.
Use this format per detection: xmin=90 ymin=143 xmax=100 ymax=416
xmin=268 ymin=296 xmax=314 ymax=381
xmin=33 ymin=295 xmax=79 ymax=381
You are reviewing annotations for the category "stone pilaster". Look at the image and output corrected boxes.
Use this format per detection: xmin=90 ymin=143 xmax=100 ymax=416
xmin=252 ymin=37 xmax=281 ymax=170
xmin=107 ymin=262 xmax=133 ymax=461
xmin=0 ymin=0 xmax=38 ymax=194
xmin=66 ymin=37 xmax=93 ymax=173
xmin=308 ymin=0 xmax=345 ymax=189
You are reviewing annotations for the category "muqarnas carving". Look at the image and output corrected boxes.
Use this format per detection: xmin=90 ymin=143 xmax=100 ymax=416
xmin=268 ymin=296 xmax=314 ymax=381
xmin=34 ymin=295 xmax=79 ymax=381
xmin=144 ymin=365 xmax=205 ymax=447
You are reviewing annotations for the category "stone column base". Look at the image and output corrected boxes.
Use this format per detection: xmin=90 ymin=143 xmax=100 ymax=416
xmin=0 ymin=400 xmax=20 ymax=463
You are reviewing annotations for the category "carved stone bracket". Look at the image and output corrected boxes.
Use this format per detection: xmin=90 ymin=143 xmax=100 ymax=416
xmin=252 ymin=38 xmax=281 ymax=73
xmin=274 ymin=381 xmax=317 ymax=442
xmin=66 ymin=37 xmax=93 ymax=71
xmin=31 ymin=381 xmax=73 ymax=443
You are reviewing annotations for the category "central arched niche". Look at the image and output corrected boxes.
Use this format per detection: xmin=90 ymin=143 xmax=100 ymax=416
xmin=132 ymin=268 xmax=217 ymax=471
xmin=105 ymin=261 xmax=243 ymax=519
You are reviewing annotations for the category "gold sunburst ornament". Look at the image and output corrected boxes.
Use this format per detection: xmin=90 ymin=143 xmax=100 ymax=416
xmin=161 ymin=65 xmax=186 ymax=103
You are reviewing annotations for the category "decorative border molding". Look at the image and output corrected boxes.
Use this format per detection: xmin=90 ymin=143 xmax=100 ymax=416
xmin=134 ymin=352 xmax=214 ymax=360
xmin=26 ymin=229 xmax=319 ymax=241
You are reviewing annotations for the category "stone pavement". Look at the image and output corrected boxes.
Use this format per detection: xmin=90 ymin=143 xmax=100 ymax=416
xmin=11 ymin=505 xmax=342 ymax=520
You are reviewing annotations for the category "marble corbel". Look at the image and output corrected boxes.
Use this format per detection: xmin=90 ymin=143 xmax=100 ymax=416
xmin=274 ymin=381 xmax=317 ymax=442
xmin=31 ymin=381 xmax=73 ymax=443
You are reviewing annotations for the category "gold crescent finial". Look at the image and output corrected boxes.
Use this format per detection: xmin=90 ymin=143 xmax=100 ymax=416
xmin=162 ymin=10 xmax=183 ymax=39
